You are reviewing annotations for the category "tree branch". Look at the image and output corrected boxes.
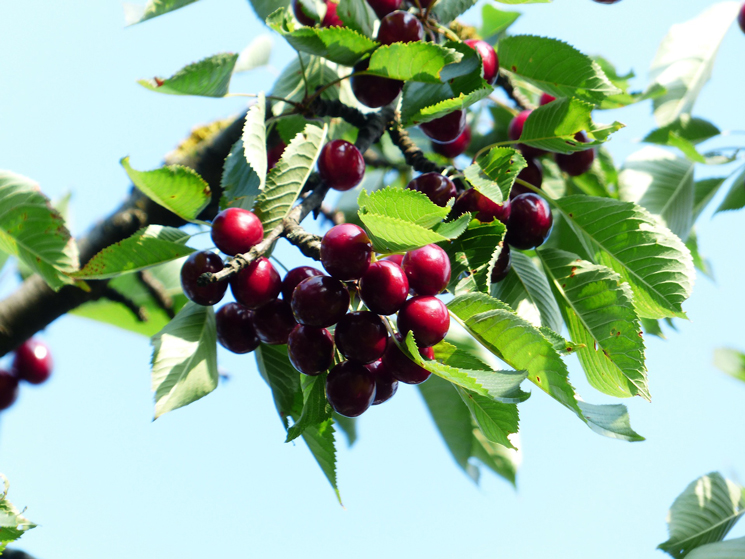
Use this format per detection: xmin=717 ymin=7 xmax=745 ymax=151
xmin=387 ymin=117 xmax=445 ymax=174
xmin=496 ymin=73 xmax=534 ymax=111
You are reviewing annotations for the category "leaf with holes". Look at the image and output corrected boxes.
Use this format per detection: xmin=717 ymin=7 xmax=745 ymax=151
xmin=124 ymin=0 xmax=201 ymax=25
xmin=464 ymin=147 xmax=526 ymax=204
xmin=138 ymin=53 xmax=238 ymax=97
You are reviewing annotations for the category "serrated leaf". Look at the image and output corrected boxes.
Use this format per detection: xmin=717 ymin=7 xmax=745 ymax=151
xmin=650 ymin=2 xmax=741 ymax=126
xmin=539 ymin=327 xmax=583 ymax=356
xmin=286 ymin=373 xmax=333 ymax=442
xmin=471 ymin=428 xmax=519 ymax=487
xmin=0 ymin=475 xmax=36 ymax=548
xmin=599 ymin=82 xmax=668 ymax=111
xmin=301 ymin=419 xmax=341 ymax=504
xmin=251 ymin=0 xmax=292 ymax=22
xmin=253 ymin=123 xmax=328 ymax=235
xmin=271 ymin=54 xmax=344 ymax=114
xmin=337 ymin=0 xmax=376 ymax=38
xmin=278 ymin=20 xmax=378 ymax=66
xmin=235 ymin=35 xmax=273 ymax=73
xmin=658 ymin=472 xmax=745 ymax=558
xmin=464 ymin=147 xmax=526 ymax=204
xmin=455 ymin=386 xmax=518 ymax=449
xmin=151 ymin=302 xmax=218 ymax=418
xmin=121 ymin=157 xmax=211 ymax=222
xmin=445 ymin=219 xmax=506 ymax=295
xmin=123 ymin=0 xmax=201 ymax=25
xmin=358 ymin=187 xmax=450 ymax=228
xmin=333 ymin=413 xmax=357 ymax=446
xmin=480 ymin=5 xmax=521 ymax=38
xmin=550 ymin=195 xmax=695 ymax=320
xmin=538 ymin=248 xmax=649 ymax=401
xmin=220 ymin=140 xmax=261 ymax=211
xmin=499 ymin=35 xmax=621 ymax=105
xmin=715 ymin=167 xmax=745 ymax=214
xmin=72 ymin=226 xmax=193 ymax=280
xmin=0 ymin=170 xmax=78 ymax=290
xmin=367 ymin=42 xmax=462 ymax=83
xmin=713 ymin=348 xmax=745 ymax=384
xmin=138 ymin=53 xmax=238 ymax=97
xmin=686 ymin=537 xmax=745 ymax=559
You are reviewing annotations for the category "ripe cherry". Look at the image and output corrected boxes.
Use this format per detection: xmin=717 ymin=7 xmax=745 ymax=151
xmin=739 ymin=4 xmax=745 ymax=33
xmin=267 ymin=140 xmax=286 ymax=170
xmin=464 ymin=39 xmax=499 ymax=85
xmin=288 ymin=325 xmax=335 ymax=376
xmin=366 ymin=360 xmax=398 ymax=405
xmin=292 ymin=0 xmax=318 ymax=25
xmin=180 ymin=251 xmax=228 ymax=306
xmin=510 ymin=158 xmax=543 ymax=199
xmin=0 ymin=370 xmax=19 ymax=411
xmin=377 ymin=11 xmax=424 ymax=45
xmin=509 ymin=110 xmax=546 ymax=158
xmin=211 ymin=208 xmax=264 ymax=256
xmin=321 ymin=223 xmax=373 ymax=280
xmin=406 ymin=173 xmax=457 ymax=207
xmin=230 ymin=257 xmax=281 ymax=309
xmin=402 ymin=244 xmax=451 ymax=296
xmin=291 ymin=275 xmax=350 ymax=327
xmin=432 ymin=125 xmax=471 ymax=159
xmin=359 ymin=260 xmax=409 ymax=315
xmin=366 ymin=0 xmax=401 ymax=18
xmin=397 ymin=296 xmax=450 ymax=347
xmin=322 ymin=0 xmax=344 ymax=26
xmin=281 ymin=266 xmax=324 ymax=301
xmin=505 ymin=193 xmax=553 ymax=250
xmin=12 ymin=339 xmax=53 ymax=385
xmin=351 ymin=58 xmax=403 ymax=108
xmin=326 ymin=361 xmax=376 ymax=417
xmin=383 ymin=254 xmax=404 ymax=266
xmin=539 ymin=93 xmax=556 ymax=105
xmin=420 ymin=110 xmax=467 ymax=144
xmin=490 ymin=244 xmax=511 ymax=283
xmin=216 ymin=303 xmax=260 ymax=354
xmin=592 ymin=0 xmax=621 ymax=3
xmin=453 ymin=188 xmax=510 ymax=224
xmin=382 ymin=334 xmax=434 ymax=384
xmin=335 ymin=311 xmax=389 ymax=364
xmin=555 ymin=132 xmax=595 ymax=176
xmin=253 ymin=299 xmax=297 ymax=345
xmin=318 ymin=139 xmax=365 ymax=191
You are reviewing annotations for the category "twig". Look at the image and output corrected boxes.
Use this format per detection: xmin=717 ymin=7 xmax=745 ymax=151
xmin=387 ymin=116 xmax=445 ymax=174
xmin=496 ymin=73 xmax=534 ymax=111
xmin=102 ymin=287 xmax=147 ymax=322
xmin=320 ymin=204 xmax=345 ymax=225
xmin=138 ymin=270 xmax=175 ymax=319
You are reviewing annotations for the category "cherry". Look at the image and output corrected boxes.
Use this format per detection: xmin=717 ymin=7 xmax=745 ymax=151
xmin=382 ymin=334 xmax=434 ymax=384
xmin=420 ymin=110 xmax=467 ymax=144
xmin=180 ymin=251 xmax=228 ymax=306
xmin=292 ymin=0 xmax=318 ymax=25
xmin=539 ymin=93 xmax=556 ymax=105
xmin=555 ymin=132 xmax=595 ymax=176
xmin=12 ymin=339 xmax=53 ymax=385
xmin=288 ymin=325 xmax=335 ymax=376
xmin=321 ymin=223 xmax=373 ymax=280
xmin=383 ymin=254 xmax=404 ymax=266
xmin=0 ymin=370 xmax=19 ymax=411
xmin=432 ymin=125 xmax=471 ymax=159
xmin=335 ymin=311 xmax=390 ymax=364
xmin=740 ymin=4 xmax=745 ymax=34
xmin=230 ymin=257 xmax=281 ymax=309
xmin=453 ymin=188 xmax=510 ymax=224
xmin=505 ymin=193 xmax=553 ymax=250
xmin=291 ymin=275 xmax=350 ymax=327
xmin=464 ymin=39 xmax=499 ymax=85
xmin=326 ymin=361 xmax=376 ymax=417
xmin=211 ymin=208 xmax=264 ymax=256
xmin=366 ymin=0 xmax=401 ymax=18
xmin=510 ymin=158 xmax=543 ymax=199
xmin=509 ymin=110 xmax=546 ymax=158
xmin=216 ymin=303 xmax=260 ymax=354
xmin=267 ymin=140 xmax=286 ymax=170
xmin=281 ymin=266 xmax=324 ymax=301
xmin=351 ymin=58 xmax=403 ymax=108
xmin=359 ymin=260 xmax=409 ymax=315
xmin=252 ymin=299 xmax=297 ymax=345
xmin=402 ymin=244 xmax=451 ymax=296
xmin=317 ymin=139 xmax=365 ymax=192
xmin=397 ymin=296 xmax=450 ymax=347
xmin=406 ymin=173 xmax=457 ymax=207
xmin=592 ymin=0 xmax=622 ymax=3
xmin=490 ymin=244 xmax=511 ymax=283
xmin=366 ymin=360 xmax=398 ymax=405
xmin=322 ymin=0 xmax=344 ymax=26
xmin=377 ymin=11 xmax=424 ymax=45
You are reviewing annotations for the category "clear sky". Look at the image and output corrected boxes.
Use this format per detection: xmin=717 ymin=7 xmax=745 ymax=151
xmin=1 ymin=1 xmax=744 ymax=557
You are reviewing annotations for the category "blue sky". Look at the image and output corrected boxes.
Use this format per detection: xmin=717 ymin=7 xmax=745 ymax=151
xmin=1 ymin=0 xmax=744 ymax=557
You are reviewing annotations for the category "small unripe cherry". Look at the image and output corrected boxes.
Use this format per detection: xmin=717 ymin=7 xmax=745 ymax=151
xmin=211 ymin=208 xmax=264 ymax=256
xmin=317 ymin=140 xmax=365 ymax=191
xmin=288 ymin=325 xmax=335 ymax=376
xmin=335 ymin=311 xmax=390 ymax=364
xmin=359 ymin=260 xmax=409 ymax=315
xmin=351 ymin=58 xmax=403 ymax=109
xmin=322 ymin=0 xmax=344 ymax=26
xmin=464 ymin=39 xmax=499 ymax=85
xmin=510 ymin=158 xmax=543 ymax=199
xmin=252 ymin=299 xmax=297 ymax=345
xmin=397 ymin=296 xmax=450 ymax=347
xmin=420 ymin=110 xmax=467 ymax=144
xmin=291 ymin=275 xmax=350 ymax=327
xmin=505 ymin=193 xmax=553 ymax=250
xmin=490 ymin=244 xmax=511 ymax=283
xmin=216 ymin=303 xmax=260 ymax=354
xmin=321 ymin=223 xmax=373 ymax=280
xmin=402 ymin=244 xmax=451 ymax=296
xmin=432 ymin=125 xmax=471 ymax=159
xmin=281 ymin=266 xmax=324 ymax=301
xmin=180 ymin=251 xmax=228 ymax=306
xmin=12 ymin=339 xmax=53 ymax=385
xmin=539 ymin=93 xmax=556 ymax=106
xmin=0 ymin=370 xmax=19 ymax=411
xmin=382 ymin=334 xmax=434 ymax=385
xmin=377 ymin=11 xmax=424 ymax=45
xmin=406 ymin=173 xmax=457 ymax=207
xmin=366 ymin=0 xmax=402 ymax=18
xmin=555 ymin=132 xmax=595 ymax=176
xmin=509 ymin=110 xmax=546 ymax=158
xmin=230 ymin=257 xmax=281 ymax=309
xmin=326 ymin=361 xmax=376 ymax=417
xmin=366 ymin=359 xmax=398 ymax=405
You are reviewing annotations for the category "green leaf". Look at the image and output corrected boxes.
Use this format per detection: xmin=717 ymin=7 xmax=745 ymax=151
xmin=715 ymin=167 xmax=745 ymax=214
xmin=538 ymin=248 xmax=649 ymax=401
xmin=253 ymin=123 xmax=328 ymax=235
xmin=658 ymin=472 xmax=745 ymax=558
xmin=123 ymin=0 xmax=201 ymax=25
xmin=235 ymin=35 xmax=274 ymax=73
xmin=686 ymin=229 xmax=714 ymax=280
xmin=498 ymin=35 xmax=621 ymax=105
xmin=333 ymin=413 xmax=357 ymax=446
xmin=550 ymin=195 xmax=695 ymax=320
xmin=464 ymin=148 xmax=526 ymax=204
xmin=286 ymin=373 xmax=333 ymax=442
xmin=138 ymin=53 xmax=238 ymax=97
xmin=575 ymin=401 xmax=644 ymax=442
xmin=432 ymin=0 xmax=477 ymax=25
xmin=445 ymin=219 xmax=506 ymax=295
xmin=300 ymin=419 xmax=341 ymax=504
xmin=644 ymin=115 xmax=720 ymax=147
xmin=641 ymin=317 xmax=665 ymax=339
xmin=470 ymin=428 xmax=519 ymax=487
xmin=686 ymin=536 xmax=745 ymax=559
xmin=271 ymin=54 xmax=345 ymax=115
xmin=251 ymin=0 xmax=292 ymax=22
xmin=359 ymin=187 xmax=451 ymax=227
xmin=367 ymin=42 xmax=462 ymax=83
xmin=278 ymin=21 xmax=378 ymax=66
xmin=0 ymin=474 xmax=36 ymax=549
xmin=650 ymin=2 xmax=741 ymax=126
xmin=713 ymin=348 xmax=745 ymax=384
xmin=694 ymin=177 xmax=727 ymax=220
xmin=121 ymin=157 xmax=211 ymax=222
xmin=150 ymin=302 xmax=218 ymax=419
xmin=455 ymin=386 xmax=519 ymax=449
xmin=0 ymin=170 xmax=78 ymax=290
xmin=337 ymin=0 xmax=377 ymax=38
xmin=72 ymin=226 xmax=193 ymax=280
xmin=480 ymin=4 xmax=521 ymax=38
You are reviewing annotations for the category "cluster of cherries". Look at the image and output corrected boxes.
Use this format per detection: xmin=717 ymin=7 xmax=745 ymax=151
xmin=0 ymin=338 xmax=54 ymax=412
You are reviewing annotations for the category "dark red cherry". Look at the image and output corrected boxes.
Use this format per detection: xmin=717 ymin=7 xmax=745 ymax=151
xmin=216 ymin=303 xmax=260 ymax=354
xmin=383 ymin=254 xmax=404 ymax=266
xmin=252 ymin=299 xmax=297 ymax=345
xmin=180 ymin=251 xmax=228 ymax=306
xmin=291 ymin=275 xmax=350 ymax=327
xmin=377 ymin=11 xmax=424 ymax=45
xmin=366 ymin=0 xmax=402 ymax=18
xmin=322 ymin=0 xmax=344 ymax=26
xmin=555 ymin=132 xmax=595 ymax=176
xmin=366 ymin=359 xmax=398 ymax=405
xmin=505 ymin=193 xmax=553 ymax=250
xmin=351 ymin=58 xmax=403 ymax=108
xmin=359 ymin=260 xmax=409 ymax=315
xmin=281 ymin=266 xmax=324 ymax=301
xmin=490 ymin=244 xmax=511 ymax=283
xmin=432 ymin=125 xmax=471 ymax=159
xmin=406 ymin=173 xmax=457 ymax=207
xmin=230 ymin=257 xmax=281 ymax=309
xmin=288 ymin=325 xmax=335 ymax=376
xmin=592 ymin=0 xmax=621 ymax=3
xmin=539 ymin=93 xmax=556 ymax=105
xmin=739 ymin=4 xmax=745 ymax=33
xmin=402 ymin=244 xmax=451 ymax=296
xmin=382 ymin=334 xmax=434 ymax=384
xmin=510 ymin=158 xmax=543 ymax=199
xmin=292 ymin=0 xmax=318 ymax=25
xmin=321 ymin=223 xmax=373 ymax=280
xmin=464 ymin=39 xmax=499 ymax=85
xmin=12 ymin=339 xmax=53 ymax=385
xmin=267 ymin=140 xmax=286 ymax=170
xmin=420 ymin=110 xmax=467 ymax=144
xmin=318 ymin=139 xmax=365 ymax=191
xmin=453 ymin=188 xmax=510 ymax=224
xmin=335 ymin=311 xmax=390 ymax=364
xmin=509 ymin=110 xmax=546 ymax=158
xmin=397 ymin=296 xmax=450 ymax=347
xmin=0 ymin=370 xmax=19 ymax=411
xmin=326 ymin=361 xmax=376 ymax=417
xmin=211 ymin=208 xmax=264 ymax=256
